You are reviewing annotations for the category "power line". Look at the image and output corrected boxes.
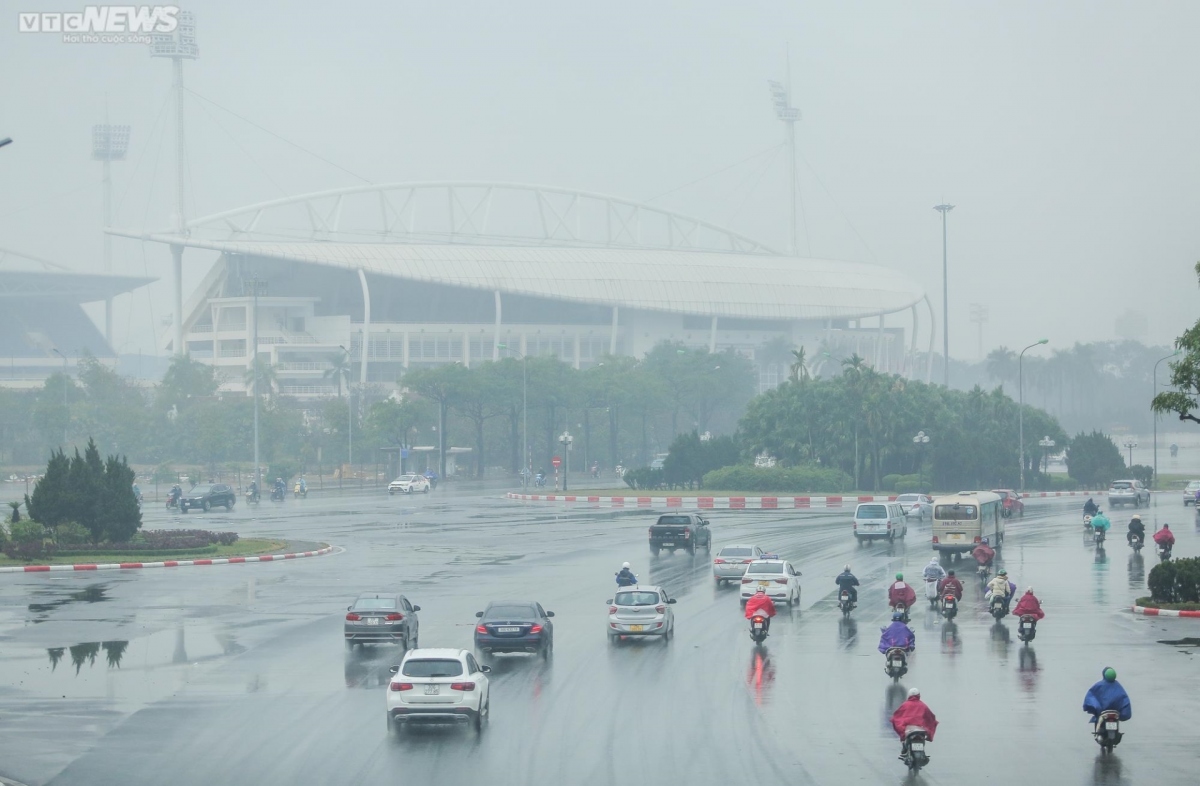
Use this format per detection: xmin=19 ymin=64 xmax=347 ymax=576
xmin=191 ymin=97 xmax=290 ymax=198
xmin=725 ymin=145 xmax=783 ymax=225
xmin=797 ymin=150 xmax=876 ymax=263
xmin=642 ymin=144 xmax=783 ymax=204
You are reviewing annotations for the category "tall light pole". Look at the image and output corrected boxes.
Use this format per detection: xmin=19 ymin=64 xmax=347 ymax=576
xmin=1153 ymin=351 xmax=1179 ymax=488
xmin=244 ymin=278 xmax=267 ymax=493
xmin=913 ymin=430 xmax=930 ymax=491
xmin=969 ymin=303 xmax=988 ymax=361
xmin=498 ymin=343 xmax=528 ymax=489
xmin=559 ymin=430 xmax=574 ymax=492
xmin=338 ymin=345 xmax=353 ymax=472
xmin=1038 ymin=436 xmax=1056 ymax=475
xmin=769 ymin=60 xmax=801 ymax=256
xmin=1018 ymin=338 xmax=1049 ymax=490
xmin=51 ymin=348 xmax=69 ymax=444
xmin=1123 ymin=438 xmax=1138 ymax=468
xmin=934 ymin=204 xmax=955 ymax=386
xmin=92 ymin=116 xmax=130 ymax=346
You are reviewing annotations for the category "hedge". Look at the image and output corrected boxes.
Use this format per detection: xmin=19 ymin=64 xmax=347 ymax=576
xmin=1147 ymin=557 xmax=1200 ymax=604
xmin=701 ymin=465 xmax=853 ymax=493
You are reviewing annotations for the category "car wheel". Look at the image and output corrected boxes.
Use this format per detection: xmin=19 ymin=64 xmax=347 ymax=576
xmin=608 ymin=633 xmax=619 ymax=645
xmin=226 ymin=501 xmax=233 ymax=511
xmin=346 ymin=639 xmax=356 ymax=652
xmin=651 ymin=547 xmax=660 ymax=557
xmin=202 ymin=501 xmax=210 ymax=512
xmin=424 ymin=487 xmax=430 ymax=493
xmin=387 ymin=713 xmax=394 ymax=734
xmin=181 ymin=507 xmax=188 ymax=514
xmin=388 ymin=490 xmax=394 ymax=496
xmin=888 ymin=531 xmax=895 ymax=542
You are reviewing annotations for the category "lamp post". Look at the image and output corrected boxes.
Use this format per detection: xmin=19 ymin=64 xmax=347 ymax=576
xmin=338 ymin=345 xmax=353 ymax=473
xmin=1018 ymin=338 xmax=1049 ymax=491
xmin=1038 ymin=436 xmax=1055 ymax=475
xmin=498 ymin=343 xmax=528 ymax=489
xmin=244 ymin=278 xmax=267 ymax=493
xmin=1153 ymin=351 xmax=1179 ymax=488
xmin=933 ymin=204 xmax=955 ymax=386
xmin=1123 ymin=438 xmax=1137 ymax=468
xmin=913 ymin=430 xmax=930 ymax=491
xmin=559 ymin=430 xmax=574 ymax=492
xmin=51 ymin=349 xmax=68 ymax=444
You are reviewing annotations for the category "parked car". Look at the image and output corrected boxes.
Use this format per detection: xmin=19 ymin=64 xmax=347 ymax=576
xmin=388 ymin=474 xmax=431 ymax=495
xmin=344 ymin=592 xmax=420 ymax=650
xmin=1109 ymin=480 xmax=1150 ymax=508
xmin=895 ymin=494 xmax=933 ymax=521
xmin=607 ymin=585 xmax=676 ymax=643
xmin=739 ymin=557 xmax=802 ymax=604
xmin=991 ymin=489 xmax=1025 ymax=518
xmin=386 ymin=648 xmax=491 ymax=733
xmin=648 ymin=513 xmax=712 ymax=556
xmin=473 ymin=601 xmax=554 ymax=658
xmin=852 ymin=501 xmax=908 ymax=542
xmin=713 ymin=544 xmax=765 ymax=585
xmin=179 ymin=483 xmax=236 ymax=513
xmin=1183 ymin=480 xmax=1200 ymax=505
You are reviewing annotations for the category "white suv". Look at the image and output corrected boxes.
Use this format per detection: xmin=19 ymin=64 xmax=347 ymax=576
xmin=1184 ymin=480 xmax=1200 ymax=506
xmin=387 ymin=648 xmax=491 ymax=733
xmin=1108 ymin=480 xmax=1150 ymax=508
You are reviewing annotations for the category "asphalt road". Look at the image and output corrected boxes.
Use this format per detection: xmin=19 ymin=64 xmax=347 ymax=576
xmin=1 ymin=490 xmax=1197 ymax=785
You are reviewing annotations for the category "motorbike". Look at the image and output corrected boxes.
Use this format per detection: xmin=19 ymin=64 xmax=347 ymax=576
xmin=166 ymin=490 xmax=179 ymax=510
xmin=902 ymin=729 xmax=931 ymax=774
xmin=1093 ymin=527 xmax=1106 ymax=546
xmin=924 ymin=579 xmax=940 ymax=608
xmin=245 ymin=489 xmax=259 ymax=504
xmin=749 ymin=614 xmax=769 ymax=645
xmin=989 ymin=594 xmax=1008 ymax=621
xmin=1093 ymin=710 xmax=1123 ymax=753
xmin=1158 ymin=542 xmax=1173 ymax=560
xmin=837 ymin=589 xmax=855 ymax=618
xmin=271 ymin=486 xmax=285 ymax=502
xmin=293 ymin=482 xmax=307 ymax=499
xmin=977 ymin=563 xmax=990 ymax=581
xmin=884 ymin=646 xmax=908 ymax=680
xmin=1017 ymin=614 xmax=1037 ymax=643
xmin=1130 ymin=533 xmax=1143 ymax=553
xmin=940 ymin=594 xmax=958 ymax=620
xmin=1083 ymin=513 xmax=1094 ymax=532
xmin=424 ymin=474 xmax=438 ymax=490
xmin=534 ymin=473 xmax=546 ymax=488
xmin=891 ymin=603 xmax=910 ymax=624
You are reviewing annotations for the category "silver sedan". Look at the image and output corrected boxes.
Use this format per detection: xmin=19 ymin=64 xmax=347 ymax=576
xmin=713 ymin=544 xmax=764 ymax=585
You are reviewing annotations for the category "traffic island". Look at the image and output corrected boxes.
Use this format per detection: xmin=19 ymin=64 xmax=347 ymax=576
xmin=1132 ymin=599 xmax=1200 ymax=618
xmin=0 ymin=540 xmax=335 ymax=574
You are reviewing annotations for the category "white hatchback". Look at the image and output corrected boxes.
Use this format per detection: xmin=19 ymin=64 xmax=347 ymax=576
xmin=607 ymin=585 xmax=676 ymax=643
xmin=389 ymin=474 xmax=431 ymax=495
xmin=387 ymin=648 xmax=491 ymax=733
xmin=739 ymin=558 xmax=802 ymax=605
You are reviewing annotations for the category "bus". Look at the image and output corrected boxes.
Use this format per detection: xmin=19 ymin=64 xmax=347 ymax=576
xmin=931 ymin=491 xmax=1004 ymax=556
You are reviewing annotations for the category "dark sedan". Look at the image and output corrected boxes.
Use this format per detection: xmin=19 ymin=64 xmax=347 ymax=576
xmin=344 ymin=592 xmax=420 ymax=650
xmin=474 ymin=601 xmax=554 ymax=658
xmin=179 ymin=483 xmax=236 ymax=513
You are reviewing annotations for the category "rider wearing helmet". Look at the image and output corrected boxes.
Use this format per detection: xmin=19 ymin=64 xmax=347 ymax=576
xmin=835 ymin=564 xmax=860 ymax=604
xmin=1127 ymin=514 xmax=1146 ymax=545
xmin=937 ymin=569 xmax=964 ymax=601
xmin=987 ymin=568 xmax=1014 ymax=611
xmin=615 ymin=562 xmax=638 ymax=587
xmin=972 ymin=537 xmax=996 ymax=567
xmin=1083 ymin=667 xmax=1132 ymax=729
xmin=1012 ymin=586 xmax=1045 ymax=620
xmin=744 ymin=586 xmax=777 ymax=632
xmin=888 ymin=572 xmax=917 ymax=611
xmin=891 ymin=687 xmax=938 ymax=759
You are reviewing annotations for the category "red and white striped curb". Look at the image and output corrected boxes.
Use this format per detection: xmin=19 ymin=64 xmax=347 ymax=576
xmin=506 ymin=493 xmax=895 ymax=509
xmin=1131 ymin=605 xmax=1200 ymax=618
xmin=0 ymin=545 xmax=335 ymax=574
xmin=1023 ymin=491 xmax=1108 ymax=498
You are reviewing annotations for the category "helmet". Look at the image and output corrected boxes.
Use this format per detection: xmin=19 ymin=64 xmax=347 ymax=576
xmin=947 ymin=570 xmax=956 ymax=577
xmin=756 ymin=586 xmax=766 ymax=594
xmin=929 ymin=557 xmax=940 ymax=564
xmin=908 ymin=687 xmax=921 ymax=698
xmin=981 ymin=537 xmax=990 ymax=545
xmin=1025 ymin=586 xmax=1034 ymax=594
xmin=892 ymin=611 xmax=905 ymax=621
xmin=1163 ymin=523 xmax=1171 ymax=529
xmin=999 ymin=569 xmax=1008 ymax=576
xmin=1103 ymin=667 xmax=1117 ymax=682
xmin=622 ymin=562 xmax=630 ymax=569
xmin=843 ymin=564 xmax=851 ymax=572
xmin=895 ymin=573 xmax=904 ymax=581
xmin=1130 ymin=514 xmax=1142 ymax=522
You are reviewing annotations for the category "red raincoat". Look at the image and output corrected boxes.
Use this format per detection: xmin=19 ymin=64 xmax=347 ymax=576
xmin=888 ymin=581 xmax=916 ymax=609
xmin=972 ymin=544 xmax=995 ymax=565
xmin=1012 ymin=592 xmax=1045 ymax=620
xmin=1154 ymin=528 xmax=1176 ymax=547
xmin=744 ymin=593 xmax=777 ymax=619
xmin=890 ymin=697 xmax=939 ymax=740
xmin=937 ymin=576 xmax=964 ymax=600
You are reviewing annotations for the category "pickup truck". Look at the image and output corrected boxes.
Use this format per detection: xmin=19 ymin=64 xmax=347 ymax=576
xmin=648 ymin=513 xmax=712 ymax=556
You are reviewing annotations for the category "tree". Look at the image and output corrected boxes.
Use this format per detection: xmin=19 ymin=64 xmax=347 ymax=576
xmin=404 ymin=364 xmax=470 ymax=476
xmin=323 ymin=352 xmax=352 ymax=399
xmin=97 ymin=453 xmax=141 ymax=542
xmin=1065 ymin=431 xmax=1126 ymax=488
xmin=1153 ymin=262 xmax=1200 ymax=425
xmin=244 ymin=362 xmax=278 ymax=399
xmin=449 ymin=364 xmax=507 ymax=478
xmin=25 ymin=449 xmax=70 ymax=527
xmin=662 ymin=431 xmax=739 ymax=489
xmin=789 ymin=348 xmax=810 ymax=384
xmin=157 ymin=356 xmax=221 ymax=411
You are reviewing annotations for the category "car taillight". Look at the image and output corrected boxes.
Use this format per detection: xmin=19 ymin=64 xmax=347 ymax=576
xmin=932 ymin=536 xmax=939 ymax=543
xmin=609 ymin=606 xmax=617 ymax=614
xmin=775 ymin=578 xmax=788 ymax=585
xmin=655 ymin=604 xmax=665 ymax=613
xmin=345 ymin=613 xmax=361 ymax=621
xmin=886 ymin=522 xmax=892 ymax=529
xmin=390 ymin=682 xmax=413 ymax=691
xmin=530 ymin=624 xmax=543 ymax=634
xmin=714 ymin=558 xmax=726 ymax=564
xmin=385 ymin=613 xmax=403 ymax=621
xmin=450 ymin=682 xmax=476 ymax=692
xmin=852 ymin=522 xmax=857 ymax=529
xmin=974 ymin=536 xmax=981 ymax=543
xmin=475 ymin=625 xmax=488 ymax=634
xmin=742 ymin=560 xmax=753 ymax=564
xmin=741 ymin=578 xmax=751 ymax=583
xmin=683 ymin=531 xmax=691 ymax=538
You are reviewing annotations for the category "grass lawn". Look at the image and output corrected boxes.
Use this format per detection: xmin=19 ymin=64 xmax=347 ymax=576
xmin=534 ymin=488 xmax=886 ymax=497
xmin=0 ymin=537 xmax=290 ymax=567
xmin=1135 ymin=597 xmax=1200 ymax=611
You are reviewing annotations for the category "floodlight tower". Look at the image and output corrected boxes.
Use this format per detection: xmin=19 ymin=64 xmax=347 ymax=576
xmin=150 ymin=10 xmax=198 ymax=356
xmin=768 ymin=62 xmax=801 ymax=256
xmin=92 ymin=117 xmax=130 ymax=345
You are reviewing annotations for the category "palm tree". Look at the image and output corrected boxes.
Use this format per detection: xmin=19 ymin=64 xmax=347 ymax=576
xmin=841 ymin=353 xmax=869 ymax=375
xmin=986 ymin=347 xmax=1017 ymax=386
xmin=323 ymin=352 xmax=352 ymax=398
xmin=789 ymin=348 xmax=811 ymax=384
xmin=244 ymin=362 xmax=278 ymax=399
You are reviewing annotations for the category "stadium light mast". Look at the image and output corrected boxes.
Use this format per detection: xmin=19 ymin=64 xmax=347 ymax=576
xmin=92 ymin=112 xmax=130 ymax=346
xmin=933 ymin=203 xmax=955 ymax=385
xmin=150 ymin=10 xmax=198 ymax=356
xmin=768 ymin=56 xmax=801 ymax=256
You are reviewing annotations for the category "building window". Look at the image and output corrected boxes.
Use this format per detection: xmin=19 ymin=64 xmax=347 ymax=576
xmin=218 ymin=339 xmax=246 ymax=358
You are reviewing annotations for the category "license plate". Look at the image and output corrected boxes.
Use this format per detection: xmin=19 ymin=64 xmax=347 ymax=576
xmin=1105 ymin=722 xmax=1117 ymax=730
xmin=948 ymin=534 xmax=965 ymax=542
xmin=630 ymin=624 xmax=644 ymax=632
xmin=910 ymin=742 xmax=925 ymax=752
xmin=424 ymin=684 xmax=439 ymax=695
xmin=661 ymin=542 xmax=674 ymax=547
xmin=497 ymin=626 xmax=520 ymax=633
xmin=758 ymin=581 xmax=770 ymax=587
xmin=367 ymin=618 xmax=379 ymax=625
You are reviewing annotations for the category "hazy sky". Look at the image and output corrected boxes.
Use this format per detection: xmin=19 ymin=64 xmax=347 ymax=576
xmin=2 ymin=1 xmax=1197 ymax=359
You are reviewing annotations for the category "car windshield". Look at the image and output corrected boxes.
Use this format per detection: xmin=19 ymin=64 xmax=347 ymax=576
xmin=935 ymin=504 xmax=978 ymax=520
xmin=857 ymin=505 xmax=887 ymax=518
xmin=615 ymin=591 xmax=661 ymax=606
xmin=402 ymin=659 xmax=463 ymax=678
xmin=189 ymin=485 xmax=213 ymax=494
xmin=1110 ymin=482 xmax=1132 ymax=490
xmin=746 ymin=563 xmax=784 ymax=574
xmin=1188 ymin=482 xmax=1200 ymax=490
xmin=397 ymin=475 xmax=417 ymax=481
xmin=656 ymin=516 xmax=690 ymax=525
xmin=719 ymin=547 xmax=753 ymax=557
xmin=483 ymin=605 xmax=537 ymax=621
xmin=353 ymin=597 xmax=397 ymax=611
xmin=896 ymin=495 xmax=918 ymax=503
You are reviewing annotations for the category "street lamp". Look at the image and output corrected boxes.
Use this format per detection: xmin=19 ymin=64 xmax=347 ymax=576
xmin=1153 ymin=351 xmax=1179 ymax=488
xmin=338 ymin=345 xmax=353 ymax=473
xmin=1038 ymin=435 xmax=1056 ymax=475
xmin=51 ymin=349 xmax=68 ymax=444
xmin=498 ymin=343 xmax=529 ymax=489
xmin=1123 ymin=438 xmax=1138 ymax=468
xmin=933 ymin=204 xmax=955 ymax=386
xmin=559 ymin=430 xmax=574 ymax=491
xmin=913 ymin=430 xmax=930 ymax=491
xmin=1018 ymin=338 xmax=1049 ymax=491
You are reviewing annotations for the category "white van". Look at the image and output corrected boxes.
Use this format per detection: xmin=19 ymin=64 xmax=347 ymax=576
xmin=931 ymin=491 xmax=1004 ymax=556
xmin=853 ymin=501 xmax=908 ymax=543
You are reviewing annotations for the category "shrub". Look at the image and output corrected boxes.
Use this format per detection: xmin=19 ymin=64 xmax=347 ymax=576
xmin=9 ymin=519 xmax=46 ymax=544
xmin=895 ymin=480 xmax=930 ymax=494
xmin=623 ymin=467 xmax=664 ymax=491
xmin=1147 ymin=557 xmax=1200 ymax=604
xmin=881 ymin=474 xmax=903 ymax=491
xmin=4 ymin=540 xmax=55 ymax=561
xmin=1129 ymin=464 xmax=1154 ymax=487
xmin=54 ymin=522 xmax=91 ymax=546
xmin=701 ymin=464 xmax=853 ymax=493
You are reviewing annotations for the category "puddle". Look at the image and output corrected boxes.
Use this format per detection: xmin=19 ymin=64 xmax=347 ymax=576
xmin=27 ymin=583 xmax=111 ymax=622
xmin=1157 ymin=637 xmax=1200 ymax=647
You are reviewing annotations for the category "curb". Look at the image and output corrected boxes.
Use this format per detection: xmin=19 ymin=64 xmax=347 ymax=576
xmin=1131 ymin=605 xmax=1200 ymax=618
xmin=0 ymin=545 xmax=335 ymax=574
xmin=506 ymin=493 xmax=894 ymax=509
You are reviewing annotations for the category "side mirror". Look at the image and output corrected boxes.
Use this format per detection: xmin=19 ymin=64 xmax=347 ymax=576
xmin=347 ymin=606 xmax=353 ymax=611
xmin=605 ymin=599 xmax=613 ymax=605
xmin=412 ymin=605 xmax=421 ymax=612
xmin=388 ymin=665 xmax=400 ymax=674
xmin=480 ymin=665 xmax=492 ymax=673
xmin=475 ymin=611 xmax=484 ymax=618
xmin=667 ymin=598 xmax=677 ymax=604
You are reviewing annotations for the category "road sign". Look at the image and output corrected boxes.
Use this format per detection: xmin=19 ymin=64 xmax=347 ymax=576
xmin=551 ymin=456 xmax=562 ymax=469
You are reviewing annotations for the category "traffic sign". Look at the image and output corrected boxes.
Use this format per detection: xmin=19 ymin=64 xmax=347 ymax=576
xmin=551 ymin=456 xmax=562 ymax=468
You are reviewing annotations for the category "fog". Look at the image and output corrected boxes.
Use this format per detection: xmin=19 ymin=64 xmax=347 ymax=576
xmin=1 ymin=0 xmax=1198 ymax=359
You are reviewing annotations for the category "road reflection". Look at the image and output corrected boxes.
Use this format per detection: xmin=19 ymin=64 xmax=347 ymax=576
xmin=1092 ymin=752 xmax=1131 ymax=786
xmin=990 ymin=622 xmax=1011 ymax=660
xmin=838 ymin=617 xmax=858 ymax=649
xmin=745 ymin=648 xmax=775 ymax=706
xmin=1018 ymin=646 xmax=1039 ymax=693
xmin=46 ymin=640 xmax=129 ymax=673
xmin=1127 ymin=554 xmax=1145 ymax=589
xmin=882 ymin=684 xmax=907 ymax=735
xmin=940 ymin=621 xmax=960 ymax=655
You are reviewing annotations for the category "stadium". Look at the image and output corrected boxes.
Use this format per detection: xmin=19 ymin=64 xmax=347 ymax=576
xmin=118 ymin=183 xmax=932 ymax=398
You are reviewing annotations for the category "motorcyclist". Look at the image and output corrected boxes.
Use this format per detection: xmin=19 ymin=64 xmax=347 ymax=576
xmin=937 ymin=569 xmax=964 ymax=601
xmin=834 ymin=564 xmax=859 ymax=604
xmin=1091 ymin=510 xmax=1111 ymax=537
xmin=972 ymin=538 xmax=996 ymax=567
xmin=1083 ymin=497 xmax=1099 ymax=516
xmin=615 ymin=562 xmax=638 ymax=587
xmin=298 ymin=476 xmax=307 ymax=495
xmin=891 ymin=688 xmax=938 ymax=759
xmin=987 ymin=568 xmax=1014 ymax=612
xmin=131 ymin=482 xmax=141 ymax=501
xmin=744 ymin=587 xmax=777 ymax=633
xmin=247 ymin=480 xmax=258 ymax=501
xmin=1013 ymin=587 xmax=1045 ymax=620
xmin=878 ymin=611 xmax=916 ymax=653
xmin=888 ymin=573 xmax=917 ymax=612
xmin=273 ymin=477 xmax=285 ymax=498
xmin=423 ymin=469 xmax=438 ymax=488
xmin=1127 ymin=514 xmax=1146 ymax=545
xmin=1153 ymin=524 xmax=1176 ymax=551
xmin=922 ymin=557 xmax=946 ymax=583
xmin=1083 ymin=667 xmax=1132 ymax=728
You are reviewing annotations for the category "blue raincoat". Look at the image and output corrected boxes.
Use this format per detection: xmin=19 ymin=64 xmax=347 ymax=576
xmin=1083 ymin=678 xmax=1131 ymax=721
xmin=1091 ymin=513 xmax=1111 ymax=532
xmin=878 ymin=621 xmax=915 ymax=653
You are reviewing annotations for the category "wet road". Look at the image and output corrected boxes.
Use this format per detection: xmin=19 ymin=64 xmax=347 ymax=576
xmin=1 ymin=490 xmax=1197 ymax=785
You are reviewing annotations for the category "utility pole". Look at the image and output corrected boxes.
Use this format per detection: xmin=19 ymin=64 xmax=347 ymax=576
xmin=768 ymin=56 xmax=801 ymax=256
xmin=244 ymin=278 xmax=267 ymax=494
xmin=1018 ymin=338 xmax=1049 ymax=490
xmin=91 ymin=111 xmax=129 ymax=346
xmin=1153 ymin=351 xmax=1179 ymax=488
xmin=934 ymin=204 xmax=954 ymax=386
xmin=969 ymin=303 xmax=988 ymax=361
